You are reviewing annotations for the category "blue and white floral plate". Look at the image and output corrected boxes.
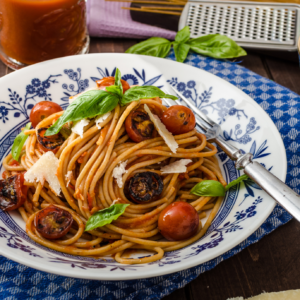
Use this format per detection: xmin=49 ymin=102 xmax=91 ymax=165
xmin=0 ymin=54 xmax=286 ymax=280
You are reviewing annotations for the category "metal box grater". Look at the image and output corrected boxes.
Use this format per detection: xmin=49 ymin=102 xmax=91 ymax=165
xmin=179 ymin=0 xmax=300 ymax=50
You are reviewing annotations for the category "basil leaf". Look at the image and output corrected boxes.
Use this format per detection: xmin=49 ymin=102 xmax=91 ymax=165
xmin=45 ymin=90 xmax=119 ymax=136
xmin=173 ymin=42 xmax=190 ymax=63
xmin=175 ymin=26 xmax=190 ymax=44
xmin=11 ymin=122 xmax=31 ymax=161
xmin=105 ymin=85 xmax=122 ymax=98
xmin=225 ymin=174 xmax=249 ymax=191
xmin=188 ymin=34 xmax=247 ymax=59
xmin=114 ymin=68 xmax=123 ymax=94
xmin=85 ymin=204 xmax=130 ymax=231
xmin=120 ymin=86 xmax=177 ymax=106
xmin=190 ymin=180 xmax=225 ymax=197
xmin=125 ymin=37 xmax=171 ymax=58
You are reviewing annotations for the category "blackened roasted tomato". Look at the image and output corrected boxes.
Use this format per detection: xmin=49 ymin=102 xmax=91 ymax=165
xmin=127 ymin=172 xmax=163 ymax=203
xmin=30 ymin=101 xmax=63 ymax=128
xmin=158 ymin=201 xmax=199 ymax=241
xmin=34 ymin=205 xmax=73 ymax=240
xmin=161 ymin=105 xmax=196 ymax=135
xmin=37 ymin=127 xmax=64 ymax=153
xmin=96 ymin=76 xmax=130 ymax=93
xmin=0 ymin=174 xmax=27 ymax=211
xmin=125 ymin=106 xmax=161 ymax=143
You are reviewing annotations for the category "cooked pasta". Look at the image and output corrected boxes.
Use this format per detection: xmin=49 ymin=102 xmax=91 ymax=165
xmin=1 ymin=82 xmax=226 ymax=265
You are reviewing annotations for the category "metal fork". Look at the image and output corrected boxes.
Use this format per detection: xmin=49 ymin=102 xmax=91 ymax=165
xmin=164 ymin=85 xmax=300 ymax=222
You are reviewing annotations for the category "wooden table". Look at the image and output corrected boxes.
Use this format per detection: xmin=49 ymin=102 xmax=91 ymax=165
xmin=1 ymin=37 xmax=300 ymax=300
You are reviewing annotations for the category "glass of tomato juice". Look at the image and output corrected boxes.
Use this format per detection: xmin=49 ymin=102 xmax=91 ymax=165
xmin=0 ymin=0 xmax=89 ymax=70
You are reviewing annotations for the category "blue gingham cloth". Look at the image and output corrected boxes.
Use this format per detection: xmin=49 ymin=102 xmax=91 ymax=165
xmin=0 ymin=52 xmax=296 ymax=300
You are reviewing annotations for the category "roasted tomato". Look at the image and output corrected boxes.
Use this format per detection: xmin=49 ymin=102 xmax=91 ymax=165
xmin=127 ymin=172 xmax=163 ymax=203
xmin=34 ymin=205 xmax=73 ymax=240
xmin=158 ymin=201 xmax=199 ymax=241
xmin=37 ymin=127 xmax=64 ymax=153
xmin=161 ymin=105 xmax=196 ymax=135
xmin=96 ymin=76 xmax=130 ymax=93
xmin=0 ymin=174 xmax=27 ymax=211
xmin=125 ymin=106 xmax=159 ymax=143
xmin=30 ymin=101 xmax=63 ymax=128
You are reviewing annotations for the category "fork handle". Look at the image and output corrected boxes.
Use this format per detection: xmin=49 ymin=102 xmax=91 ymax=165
xmin=214 ymin=136 xmax=242 ymax=161
xmin=244 ymin=161 xmax=300 ymax=222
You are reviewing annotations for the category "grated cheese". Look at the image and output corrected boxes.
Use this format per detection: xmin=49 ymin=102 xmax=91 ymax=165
xmin=144 ymin=104 xmax=178 ymax=153
xmin=71 ymin=119 xmax=90 ymax=138
xmin=160 ymin=159 xmax=192 ymax=174
xmin=25 ymin=152 xmax=61 ymax=195
xmin=65 ymin=171 xmax=73 ymax=188
xmin=112 ymin=160 xmax=128 ymax=188
xmin=95 ymin=112 xmax=111 ymax=129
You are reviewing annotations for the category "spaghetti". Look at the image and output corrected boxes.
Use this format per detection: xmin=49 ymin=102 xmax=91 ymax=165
xmin=1 ymin=84 xmax=226 ymax=265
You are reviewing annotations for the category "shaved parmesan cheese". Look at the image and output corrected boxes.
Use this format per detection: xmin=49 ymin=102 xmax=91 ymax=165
xmin=111 ymin=198 xmax=121 ymax=206
xmin=65 ymin=171 xmax=73 ymax=188
xmin=160 ymin=159 xmax=192 ymax=174
xmin=112 ymin=160 xmax=128 ymax=188
xmin=25 ymin=152 xmax=61 ymax=195
xmin=69 ymin=87 xmax=99 ymax=104
xmin=95 ymin=112 xmax=111 ymax=129
xmin=144 ymin=104 xmax=178 ymax=153
xmin=72 ymin=119 xmax=90 ymax=138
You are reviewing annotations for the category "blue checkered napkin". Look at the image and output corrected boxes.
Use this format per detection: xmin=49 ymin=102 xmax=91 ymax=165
xmin=0 ymin=51 xmax=296 ymax=300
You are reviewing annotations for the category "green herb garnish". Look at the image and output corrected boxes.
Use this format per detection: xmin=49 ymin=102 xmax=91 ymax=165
xmin=126 ymin=26 xmax=247 ymax=62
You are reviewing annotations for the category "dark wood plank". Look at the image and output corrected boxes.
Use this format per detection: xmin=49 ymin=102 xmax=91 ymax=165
xmin=264 ymin=55 xmax=300 ymax=94
xmin=183 ymin=219 xmax=300 ymax=300
xmin=89 ymin=38 xmax=137 ymax=54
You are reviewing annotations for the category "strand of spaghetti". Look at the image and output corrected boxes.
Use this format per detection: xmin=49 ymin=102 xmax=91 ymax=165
xmin=104 ymin=242 xmax=135 ymax=256
xmin=32 ymin=182 xmax=43 ymax=206
xmin=122 ymin=235 xmax=179 ymax=247
xmin=29 ymin=133 xmax=37 ymax=155
xmin=3 ymin=153 xmax=25 ymax=171
xmin=115 ymin=247 xmax=164 ymax=264
xmin=73 ymin=237 xmax=103 ymax=248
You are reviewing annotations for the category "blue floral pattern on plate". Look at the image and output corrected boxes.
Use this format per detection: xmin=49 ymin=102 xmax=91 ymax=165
xmin=0 ymin=64 xmax=272 ymax=271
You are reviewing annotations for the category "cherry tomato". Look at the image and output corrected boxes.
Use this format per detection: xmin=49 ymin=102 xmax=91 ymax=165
xmin=34 ymin=205 xmax=73 ymax=240
xmin=127 ymin=172 xmax=163 ymax=203
xmin=30 ymin=101 xmax=63 ymax=128
xmin=96 ymin=76 xmax=130 ymax=93
xmin=125 ymin=106 xmax=162 ymax=143
xmin=158 ymin=201 xmax=199 ymax=241
xmin=161 ymin=105 xmax=196 ymax=135
xmin=0 ymin=174 xmax=27 ymax=211
xmin=37 ymin=127 xmax=64 ymax=153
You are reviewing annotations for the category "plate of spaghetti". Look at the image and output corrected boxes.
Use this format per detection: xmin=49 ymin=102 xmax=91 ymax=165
xmin=0 ymin=54 xmax=286 ymax=280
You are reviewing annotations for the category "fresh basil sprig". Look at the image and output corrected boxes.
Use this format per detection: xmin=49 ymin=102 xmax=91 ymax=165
xmin=191 ymin=174 xmax=250 ymax=197
xmin=126 ymin=26 xmax=247 ymax=62
xmin=85 ymin=203 xmax=129 ymax=231
xmin=45 ymin=68 xmax=177 ymax=136
xmin=121 ymin=86 xmax=177 ymax=106
xmin=45 ymin=90 xmax=119 ymax=136
xmin=11 ymin=122 xmax=31 ymax=161
xmin=225 ymin=174 xmax=249 ymax=191
xmin=190 ymin=180 xmax=225 ymax=197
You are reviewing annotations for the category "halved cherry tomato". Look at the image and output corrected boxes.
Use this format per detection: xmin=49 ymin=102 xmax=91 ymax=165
xmin=0 ymin=174 xmax=27 ymax=211
xmin=34 ymin=205 xmax=73 ymax=240
xmin=30 ymin=101 xmax=63 ymax=128
xmin=161 ymin=105 xmax=196 ymax=135
xmin=96 ymin=76 xmax=130 ymax=93
xmin=127 ymin=172 xmax=163 ymax=203
xmin=158 ymin=201 xmax=199 ymax=241
xmin=37 ymin=127 xmax=64 ymax=154
xmin=125 ymin=106 xmax=163 ymax=143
